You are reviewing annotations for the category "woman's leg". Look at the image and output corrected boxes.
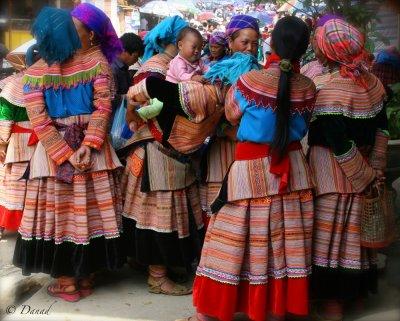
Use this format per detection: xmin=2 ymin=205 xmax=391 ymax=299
xmin=148 ymin=265 xmax=192 ymax=295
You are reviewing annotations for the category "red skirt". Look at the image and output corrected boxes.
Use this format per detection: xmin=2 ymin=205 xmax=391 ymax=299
xmin=0 ymin=206 xmax=22 ymax=231
xmin=194 ymin=276 xmax=308 ymax=321
xmin=193 ymin=191 xmax=313 ymax=321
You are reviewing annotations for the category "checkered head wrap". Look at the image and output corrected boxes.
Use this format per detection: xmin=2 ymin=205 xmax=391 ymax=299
xmin=225 ymin=15 xmax=259 ymax=39
xmin=316 ymin=19 xmax=369 ymax=88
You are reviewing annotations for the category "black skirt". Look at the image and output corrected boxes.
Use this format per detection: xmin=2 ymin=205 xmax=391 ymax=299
xmin=13 ymin=235 xmax=126 ymax=278
xmin=122 ymin=213 xmax=205 ymax=272
xmin=311 ymin=264 xmax=378 ymax=301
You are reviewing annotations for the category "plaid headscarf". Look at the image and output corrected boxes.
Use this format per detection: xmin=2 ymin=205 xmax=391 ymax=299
xmin=209 ymin=31 xmax=227 ymax=47
xmin=71 ymin=3 xmax=122 ymax=64
xmin=225 ymin=15 xmax=259 ymax=38
xmin=316 ymin=14 xmax=343 ymax=28
xmin=316 ymin=19 xmax=369 ymax=88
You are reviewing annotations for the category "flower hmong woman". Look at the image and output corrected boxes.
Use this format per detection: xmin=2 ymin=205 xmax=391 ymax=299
xmin=308 ymin=19 xmax=388 ymax=321
xmin=0 ymin=50 xmax=37 ymax=239
xmin=13 ymin=5 xmax=124 ymax=302
xmin=178 ymin=16 xmax=316 ymax=321
xmin=122 ymin=15 xmax=206 ymax=296
xmin=200 ymin=14 xmax=260 ymax=216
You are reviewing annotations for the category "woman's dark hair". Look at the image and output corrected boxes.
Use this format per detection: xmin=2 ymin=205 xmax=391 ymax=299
xmin=271 ymin=16 xmax=310 ymax=158
xmin=176 ymin=27 xmax=203 ymax=44
xmin=120 ymin=32 xmax=144 ymax=56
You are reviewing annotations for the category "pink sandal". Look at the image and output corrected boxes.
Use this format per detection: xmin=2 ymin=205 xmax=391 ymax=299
xmin=47 ymin=283 xmax=81 ymax=302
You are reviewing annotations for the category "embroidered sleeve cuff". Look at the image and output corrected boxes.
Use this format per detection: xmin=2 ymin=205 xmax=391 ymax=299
xmin=335 ymin=142 xmax=375 ymax=192
xmin=82 ymin=112 xmax=109 ymax=150
xmin=369 ymin=129 xmax=389 ymax=170
xmin=127 ymin=79 xmax=150 ymax=103
xmin=52 ymin=143 xmax=74 ymax=166
xmin=0 ymin=120 xmax=13 ymax=145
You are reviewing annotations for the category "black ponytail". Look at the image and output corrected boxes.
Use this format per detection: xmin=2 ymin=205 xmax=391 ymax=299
xmin=271 ymin=16 xmax=310 ymax=158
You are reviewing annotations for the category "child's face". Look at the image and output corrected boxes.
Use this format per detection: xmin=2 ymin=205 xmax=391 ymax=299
xmin=210 ymin=44 xmax=225 ymax=60
xmin=178 ymin=33 xmax=203 ymax=63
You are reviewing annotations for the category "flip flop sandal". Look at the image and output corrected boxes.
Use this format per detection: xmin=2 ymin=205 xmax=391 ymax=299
xmin=47 ymin=283 xmax=80 ymax=302
xmin=148 ymin=277 xmax=192 ymax=296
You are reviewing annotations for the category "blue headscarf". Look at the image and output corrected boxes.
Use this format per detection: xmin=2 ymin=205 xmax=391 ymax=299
xmin=142 ymin=15 xmax=188 ymax=63
xmin=204 ymin=52 xmax=260 ymax=85
xmin=32 ymin=7 xmax=81 ymax=66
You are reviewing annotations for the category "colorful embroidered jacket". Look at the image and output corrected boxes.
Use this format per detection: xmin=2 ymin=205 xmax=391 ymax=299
xmin=226 ymin=66 xmax=316 ymax=144
xmin=214 ymin=65 xmax=316 ymax=201
xmin=0 ymin=73 xmax=36 ymax=164
xmin=23 ymin=46 xmax=121 ymax=178
xmin=127 ymin=77 xmax=224 ymax=154
xmin=308 ymin=71 xmax=388 ymax=195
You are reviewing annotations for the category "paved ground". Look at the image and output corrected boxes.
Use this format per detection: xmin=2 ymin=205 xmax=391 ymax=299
xmin=0 ymin=179 xmax=399 ymax=321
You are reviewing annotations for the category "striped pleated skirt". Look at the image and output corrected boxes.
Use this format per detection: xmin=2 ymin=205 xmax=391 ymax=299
xmin=194 ymin=189 xmax=314 ymax=321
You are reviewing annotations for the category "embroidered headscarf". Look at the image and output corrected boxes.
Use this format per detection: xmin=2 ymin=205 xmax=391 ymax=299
xmin=31 ymin=7 xmax=81 ymax=66
xmin=71 ymin=3 xmax=122 ymax=64
xmin=142 ymin=16 xmax=188 ymax=63
xmin=204 ymin=52 xmax=260 ymax=85
xmin=225 ymin=15 xmax=259 ymax=39
xmin=316 ymin=19 xmax=369 ymax=88
xmin=209 ymin=31 xmax=228 ymax=47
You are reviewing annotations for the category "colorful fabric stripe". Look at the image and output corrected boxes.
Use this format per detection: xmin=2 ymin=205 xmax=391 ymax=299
xmin=0 ymin=73 xmax=26 ymax=108
xmin=19 ymin=170 xmax=122 ymax=245
xmin=121 ymin=144 xmax=203 ymax=238
xmin=197 ymin=190 xmax=314 ymax=284
xmin=23 ymin=46 xmax=105 ymax=89
xmin=312 ymin=72 xmax=386 ymax=119
xmin=235 ymin=67 xmax=316 ymax=114
xmin=313 ymin=193 xmax=371 ymax=270
xmin=335 ymin=143 xmax=375 ymax=193
xmin=369 ymin=129 xmax=389 ymax=170
xmin=133 ymin=53 xmax=173 ymax=85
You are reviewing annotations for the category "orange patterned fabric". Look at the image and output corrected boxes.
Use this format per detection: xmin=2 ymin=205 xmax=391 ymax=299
xmin=312 ymin=71 xmax=385 ymax=119
xmin=121 ymin=144 xmax=203 ymax=237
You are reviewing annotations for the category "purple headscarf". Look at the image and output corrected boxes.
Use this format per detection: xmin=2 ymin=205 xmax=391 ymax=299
xmin=316 ymin=14 xmax=344 ymax=28
xmin=225 ymin=15 xmax=259 ymax=38
xmin=209 ymin=31 xmax=228 ymax=47
xmin=71 ymin=3 xmax=122 ymax=63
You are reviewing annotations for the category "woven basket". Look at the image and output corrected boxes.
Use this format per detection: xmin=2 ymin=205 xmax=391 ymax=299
xmin=361 ymin=183 xmax=397 ymax=248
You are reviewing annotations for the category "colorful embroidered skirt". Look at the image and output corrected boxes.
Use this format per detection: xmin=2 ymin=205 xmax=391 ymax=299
xmin=312 ymin=193 xmax=378 ymax=301
xmin=0 ymin=162 xmax=28 ymax=231
xmin=201 ymin=137 xmax=236 ymax=214
xmin=13 ymin=170 xmax=125 ymax=277
xmin=121 ymin=144 xmax=204 ymax=269
xmin=194 ymin=190 xmax=314 ymax=321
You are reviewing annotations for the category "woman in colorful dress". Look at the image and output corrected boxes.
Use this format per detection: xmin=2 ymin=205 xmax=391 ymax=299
xmin=0 ymin=51 xmax=37 ymax=239
xmin=122 ymin=15 xmax=206 ymax=296
xmin=13 ymin=4 xmax=124 ymax=302
xmin=308 ymin=19 xmax=388 ymax=321
xmin=177 ymin=16 xmax=316 ymax=321
xmin=200 ymin=14 xmax=260 ymax=216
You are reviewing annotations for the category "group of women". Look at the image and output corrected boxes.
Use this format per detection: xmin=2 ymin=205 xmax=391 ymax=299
xmin=0 ymin=3 xmax=389 ymax=321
